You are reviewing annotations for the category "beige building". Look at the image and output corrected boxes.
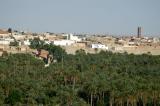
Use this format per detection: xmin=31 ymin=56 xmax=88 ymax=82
xmin=72 ymin=42 xmax=86 ymax=48
xmin=0 ymin=29 xmax=11 ymax=38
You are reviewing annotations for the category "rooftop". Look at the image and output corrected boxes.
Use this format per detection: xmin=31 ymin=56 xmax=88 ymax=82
xmin=0 ymin=29 xmax=9 ymax=34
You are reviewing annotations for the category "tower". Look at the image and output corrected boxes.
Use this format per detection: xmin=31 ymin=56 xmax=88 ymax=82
xmin=137 ymin=27 xmax=142 ymax=38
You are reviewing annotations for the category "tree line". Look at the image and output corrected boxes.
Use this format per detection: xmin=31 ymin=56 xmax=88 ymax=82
xmin=0 ymin=39 xmax=160 ymax=105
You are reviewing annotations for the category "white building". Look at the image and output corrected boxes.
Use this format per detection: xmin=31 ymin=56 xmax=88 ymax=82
xmin=0 ymin=40 xmax=10 ymax=45
xmin=0 ymin=38 xmax=14 ymax=45
xmin=53 ymin=40 xmax=75 ymax=46
xmin=23 ymin=40 xmax=31 ymax=45
xmin=13 ymin=34 xmax=25 ymax=40
xmin=91 ymin=44 xmax=108 ymax=50
xmin=69 ymin=34 xmax=81 ymax=42
xmin=112 ymin=46 xmax=124 ymax=51
xmin=62 ymin=33 xmax=82 ymax=42
xmin=128 ymin=41 xmax=135 ymax=45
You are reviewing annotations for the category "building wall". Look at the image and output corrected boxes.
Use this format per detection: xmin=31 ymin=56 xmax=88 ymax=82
xmin=53 ymin=40 xmax=75 ymax=46
xmin=0 ymin=34 xmax=10 ymax=38
xmin=91 ymin=44 xmax=108 ymax=50
xmin=0 ymin=40 xmax=10 ymax=45
xmin=72 ymin=42 xmax=86 ymax=48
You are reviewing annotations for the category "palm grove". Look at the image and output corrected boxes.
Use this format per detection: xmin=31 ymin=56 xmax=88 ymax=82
xmin=0 ymin=39 xmax=160 ymax=106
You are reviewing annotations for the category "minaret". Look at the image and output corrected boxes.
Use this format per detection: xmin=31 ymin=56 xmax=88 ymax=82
xmin=137 ymin=27 xmax=142 ymax=38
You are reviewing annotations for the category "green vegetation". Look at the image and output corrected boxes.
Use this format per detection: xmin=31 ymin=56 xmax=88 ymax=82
xmin=7 ymin=28 xmax=12 ymax=33
xmin=0 ymin=44 xmax=160 ymax=105
xmin=30 ymin=38 xmax=66 ymax=62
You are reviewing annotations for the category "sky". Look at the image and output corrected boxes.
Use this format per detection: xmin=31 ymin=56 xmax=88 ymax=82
xmin=0 ymin=0 xmax=160 ymax=36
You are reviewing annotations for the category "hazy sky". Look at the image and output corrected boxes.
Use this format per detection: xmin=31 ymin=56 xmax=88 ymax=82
xmin=0 ymin=0 xmax=160 ymax=35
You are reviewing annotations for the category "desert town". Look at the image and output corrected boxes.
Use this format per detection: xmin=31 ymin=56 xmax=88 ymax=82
xmin=0 ymin=27 xmax=160 ymax=57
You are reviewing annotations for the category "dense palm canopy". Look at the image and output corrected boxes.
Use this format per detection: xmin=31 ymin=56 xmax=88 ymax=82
xmin=0 ymin=44 xmax=160 ymax=105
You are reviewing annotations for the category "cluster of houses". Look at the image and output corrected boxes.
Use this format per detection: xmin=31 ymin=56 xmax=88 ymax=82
xmin=0 ymin=28 xmax=160 ymax=66
xmin=0 ymin=29 xmax=32 ymax=55
xmin=0 ymin=29 xmax=110 ymax=54
xmin=115 ymin=36 xmax=160 ymax=46
xmin=0 ymin=28 xmax=160 ymax=57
